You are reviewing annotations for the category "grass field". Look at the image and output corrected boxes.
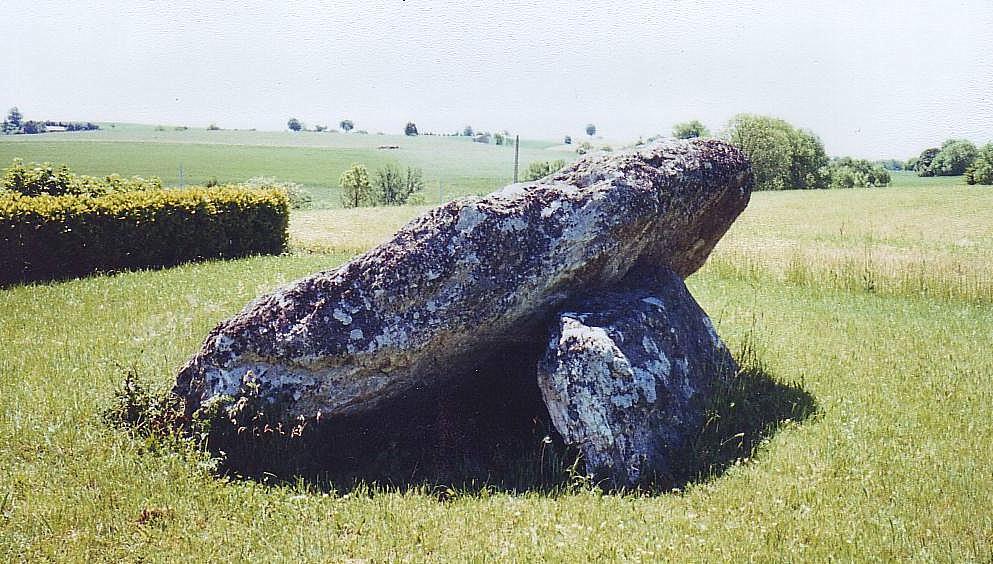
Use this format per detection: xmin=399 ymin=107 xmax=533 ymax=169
xmin=0 ymin=125 xmax=571 ymax=208
xmin=2 ymin=178 xmax=991 ymax=559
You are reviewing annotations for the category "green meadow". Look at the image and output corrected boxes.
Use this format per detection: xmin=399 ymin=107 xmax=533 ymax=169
xmin=0 ymin=125 xmax=573 ymax=207
xmin=2 ymin=157 xmax=991 ymax=559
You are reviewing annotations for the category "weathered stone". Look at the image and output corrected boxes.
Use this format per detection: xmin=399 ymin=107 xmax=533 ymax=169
xmin=537 ymin=267 xmax=737 ymax=487
xmin=174 ymin=139 xmax=752 ymax=421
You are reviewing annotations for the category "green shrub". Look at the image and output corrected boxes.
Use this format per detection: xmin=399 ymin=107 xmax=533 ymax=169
xmin=672 ymin=120 xmax=710 ymax=139
xmin=372 ymin=164 xmax=424 ymax=205
xmin=965 ymin=143 xmax=993 ymax=185
xmin=1 ymin=158 xmax=162 ymax=197
xmin=825 ymin=157 xmax=891 ymax=189
xmin=523 ymin=159 xmax=567 ymax=181
xmin=243 ymin=176 xmax=312 ymax=209
xmin=0 ymin=186 xmax=288 ymax=285
xmin=339 ymin=164 xmax=374 ymax=208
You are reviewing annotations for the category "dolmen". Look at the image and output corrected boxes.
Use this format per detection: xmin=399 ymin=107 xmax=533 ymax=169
xmin=174 ymin=138 xmax=753 ymax=486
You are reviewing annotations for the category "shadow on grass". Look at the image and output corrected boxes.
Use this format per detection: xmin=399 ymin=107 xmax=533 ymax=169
xmin=186 ymin=346 xmax=817 ymax=496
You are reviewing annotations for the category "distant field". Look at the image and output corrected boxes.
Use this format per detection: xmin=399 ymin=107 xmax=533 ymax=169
xmin=0 ymin=125 xmax=573 ymax=207
xmin=2 ymin=181 xmax=992 ymax=560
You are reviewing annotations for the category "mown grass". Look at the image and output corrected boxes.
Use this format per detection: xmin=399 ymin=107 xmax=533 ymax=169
xmin=1 ymin=182 xmax=992 ymax=560
xmin=0 ymin=125 xmax=570 ymax=208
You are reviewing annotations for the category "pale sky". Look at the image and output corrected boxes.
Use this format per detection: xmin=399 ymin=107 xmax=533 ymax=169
xmin=2 ymin=0 xmax=992 ymax=158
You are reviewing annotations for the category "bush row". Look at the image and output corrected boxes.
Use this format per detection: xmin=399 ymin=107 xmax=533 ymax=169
xmin=1 ymin=186 xmax=289 ymax=285
xmin=2 ymin=158 xmax=162 ymax=197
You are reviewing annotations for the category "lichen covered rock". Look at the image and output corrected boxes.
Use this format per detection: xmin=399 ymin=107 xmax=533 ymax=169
xmin=537 ymin=267 xmax=737 ymax=487
xmin=173 ymin=139 xmax=752 ymax=422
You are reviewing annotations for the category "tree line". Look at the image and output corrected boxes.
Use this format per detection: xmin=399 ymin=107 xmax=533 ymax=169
xmin=2 ymin=107 xmax=100 ymax=135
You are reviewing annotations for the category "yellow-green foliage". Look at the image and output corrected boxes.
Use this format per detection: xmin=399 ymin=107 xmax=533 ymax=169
xmin=0 ymin=185 xmax=288 ymax=284
xmin=1 ymin=158 xmax=162 ymax=197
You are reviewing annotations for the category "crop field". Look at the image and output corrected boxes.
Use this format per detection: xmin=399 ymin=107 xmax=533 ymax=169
xmin=0 ymin=126 xmax=571 ymax=208
xmin=2 ymin=176 xmax=991 ymax=560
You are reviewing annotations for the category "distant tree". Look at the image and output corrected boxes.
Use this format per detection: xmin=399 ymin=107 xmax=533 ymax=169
xmin=206 ymin=123 xmax=221 ymax=131
xmin=339 ymin=164 xmax=373 ymax=207
xmin=373 ymin=164 xmax=424 ymax=205
xmin=563 ymin=135 xmax=572 ymax=145
xmin=287 ymin=118 xmax=303 ymax=132
xmin=523 ymin=159 xmax=567 ymax=181
xmin=20 ymin=121 xmax=46 ymax=134
xmin=874 ymin=159 xmax=904 ymax=171
xmin=913 ymin=147 xmax=940 ymax=177
xmin=463 ymin=125 xmax=474 ymax=137
xmin=724 ymin=113 xmax=828 ymax=191
xmin=577 ymin=141 xmax=593 ymax=155
xmin=340 ymin=119 xmax=354 ymax=132
xmin=825 ymin=157 xmax=890 ymax=189
xmin=672 ymin=120 xmax=710 ymax=139
xmin=6 ymin=107 xmax=23 ymax=129
xmin=1 ymin=120 xmax=13 ymax=135
xmin=585 ymin=124 xmax=596 ymax=137
xmin=931 ymin=139 xmax=978 ymax=176
xmin=404 ymin=122 xmax=418 ymax=136
xmin=494 ymin=132 xmax=504 ymax=145
xmin=473 ymin=132 xmax=491 ymax=144
xmin=965 ymin=143 xmax=993 ymax=185
xmin=314 ymin=124 xmax=328 ymax=132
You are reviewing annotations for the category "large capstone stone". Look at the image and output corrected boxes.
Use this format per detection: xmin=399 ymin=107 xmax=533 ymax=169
xmin=174 ymin=138 xmax=752 ymax=422
xmin=537 ymin=267 xmax=737 ymax=487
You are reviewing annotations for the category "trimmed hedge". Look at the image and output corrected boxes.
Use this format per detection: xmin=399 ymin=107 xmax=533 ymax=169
xmin=1 ymin=186 xmax=289 ymax=285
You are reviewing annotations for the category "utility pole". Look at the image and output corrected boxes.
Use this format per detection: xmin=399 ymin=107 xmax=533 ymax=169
xmin=513 ymin=135 xmax=520 ymax=183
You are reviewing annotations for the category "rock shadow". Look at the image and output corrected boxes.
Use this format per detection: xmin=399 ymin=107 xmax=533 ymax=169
xmin=205 ymin=347 xmax=817 ymax=495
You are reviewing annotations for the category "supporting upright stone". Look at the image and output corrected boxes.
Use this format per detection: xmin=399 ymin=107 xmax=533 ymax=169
xmin=537 ymin=268 xmax=738 ymax=487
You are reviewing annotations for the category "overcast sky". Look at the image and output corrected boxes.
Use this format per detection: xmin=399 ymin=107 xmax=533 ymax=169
xmin=2 ymin=0 xmax=991 ymax=158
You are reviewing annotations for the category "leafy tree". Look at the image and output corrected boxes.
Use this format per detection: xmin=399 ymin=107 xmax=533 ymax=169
xmin=287 ymin=118 xmax=303 ymax=132
xmin=206 ymin=123 xmax=221 ymax=131
xmin=494 ymin=132 xmax=504 ymax=145
xmin=585 ymin=124 xmax=596 ymax=137
xmin=931 ymin=139 xmax=978 ymax=176
xmin=523 ymin=159 xmax=567 ymax=181
xmin=339 ymin=164 xmax=373 ymax=207
xmin=576 ymin=141 xmax=594 ymax=155
xmin=314 ymin=124 xmax=328 ymax=132
xmin=906 ymin=156 xmax=919 ymax=172
xmin=825 ymin=157 xmax=890 ymax=189
xmin=913 ymin=147 xmax=940 ymax=177
xmin=672 ymin=120 xmax=710 ymax=139
xmin=6 ymin=107 xmax=22 ymax=129
xmin=404 ymin=122 xmax=418 ymax=136
xmin=340 ymin=120 xmax=354 ymax=132
xmin=724 ymin=114 xmax=828 ymax=191
xmin=965 ymin=143 xmax=993 ymax=185
xmin=373 ymin=164 xmax=424 ymax=205
xmin=20 ymin=121 xmax=47 ymax=134
xmin=563 ymin=135 xmax=572 ymax=145
xmin=463 ymin=125 xmax=474 ymax=137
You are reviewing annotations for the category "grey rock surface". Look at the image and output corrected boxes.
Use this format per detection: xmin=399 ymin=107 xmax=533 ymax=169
xmin=537 ymin=267 xmax=738 ymax=487
xmin=174 ymin=138 xmax=752 ymax=420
